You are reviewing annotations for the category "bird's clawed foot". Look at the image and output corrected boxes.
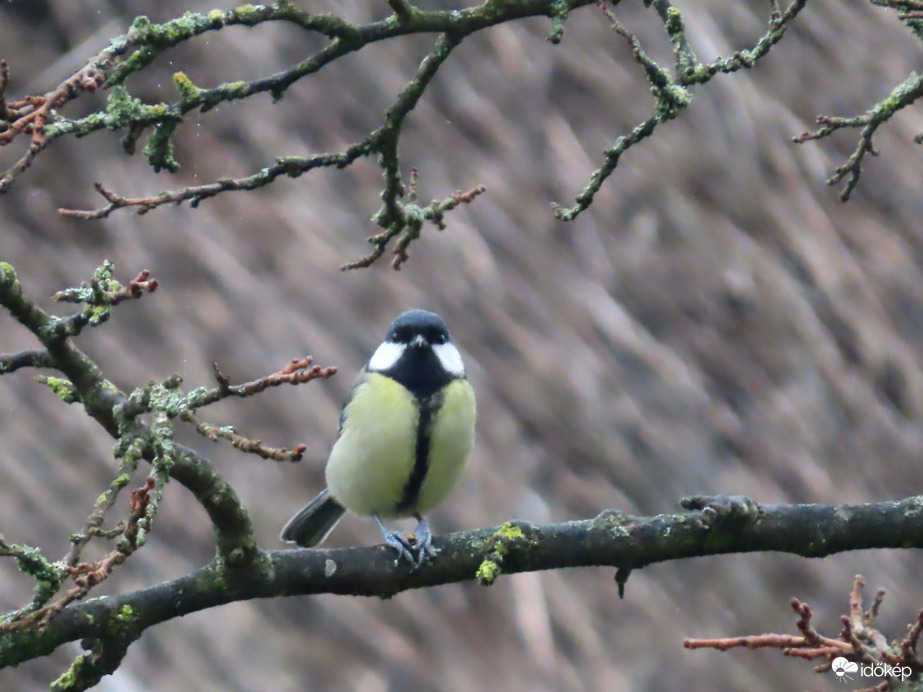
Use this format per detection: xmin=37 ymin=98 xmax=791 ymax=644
xmin=374 ymin=514 xmax=440 ymax=570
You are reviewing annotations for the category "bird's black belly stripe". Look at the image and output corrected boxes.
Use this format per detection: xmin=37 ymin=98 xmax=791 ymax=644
xmin=397 ymin=390 xmax=444 ymax=513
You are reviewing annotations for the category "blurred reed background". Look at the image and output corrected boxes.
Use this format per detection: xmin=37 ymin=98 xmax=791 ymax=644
xmin=2 ymin=1 xmax=923 ymax=690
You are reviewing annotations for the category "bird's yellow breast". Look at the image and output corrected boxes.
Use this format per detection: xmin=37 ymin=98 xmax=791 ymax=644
xmin=325 ymin=373 xmax=475 ymax=518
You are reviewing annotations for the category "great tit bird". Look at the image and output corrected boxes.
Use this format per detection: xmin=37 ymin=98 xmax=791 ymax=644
xmin=280 ymin=309 xmax=476 ymax=568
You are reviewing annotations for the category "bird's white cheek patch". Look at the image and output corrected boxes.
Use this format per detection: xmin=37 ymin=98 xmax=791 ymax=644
xmin=434 ymin=343 xmax=465 ymax=377
xmin=368 ymin=341 xmax=405 ymax=372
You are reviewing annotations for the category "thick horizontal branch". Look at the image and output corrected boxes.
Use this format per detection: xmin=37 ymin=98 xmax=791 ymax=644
xmin=3 ymin=496 xmax=923 ymax=669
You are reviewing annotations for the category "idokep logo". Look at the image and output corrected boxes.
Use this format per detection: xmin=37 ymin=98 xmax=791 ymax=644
xmin=831 ymin=656 xmax=913 ymax=684
xmin=831 ymin=657 xmax=858 ymax=683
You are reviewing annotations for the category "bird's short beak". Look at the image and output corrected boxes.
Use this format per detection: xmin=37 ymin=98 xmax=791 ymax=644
xmin=412 ymin=335 xmax=428 ymax=349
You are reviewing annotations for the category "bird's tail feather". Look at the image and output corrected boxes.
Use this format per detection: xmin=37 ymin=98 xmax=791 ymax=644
xmin=280 ymin=488 xmax=346 ymax=547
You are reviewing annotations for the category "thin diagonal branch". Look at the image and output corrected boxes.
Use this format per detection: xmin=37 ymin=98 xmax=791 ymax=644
xmin=794 ymin=72 xmax=923 ymax=201
xmin=554 ymin=0 xmax=807 ymax=220
xmin=0 ymin=262 xmax=256 ymax=566
xmin=188 ymin=357 xmax=338 ymax=410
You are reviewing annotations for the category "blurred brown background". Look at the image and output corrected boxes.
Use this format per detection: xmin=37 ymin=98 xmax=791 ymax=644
xmin=2 ymin=1 xmax=923 ymax=690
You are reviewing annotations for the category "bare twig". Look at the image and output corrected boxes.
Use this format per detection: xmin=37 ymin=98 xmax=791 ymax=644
xmin=0 ymin=54 xmax=106 ymax=191
xmin=183 ymin=411 xmax=308 ymax=462
xmin=686 ymin=576 xmax=923 ymax=687
xmin=793 ymin=73 xmax=923 ymax=201
xmin=555 ymin=1 xmax=689 ymax=220
xmin=901 ymin=610 xmax=923 ymax=665
xmin=188 ymin=357 xmax=338 ymax=410
xmin=343 ymin=183 xmax=487 ymax=270
xmin=54 ymin=266 xmax=157 ymax=305
xmin=63 ymin=443 xmax=142 ymax=568
xmin=1 ymin=476 xmax=156 ymax=633
xmin=120 ymin=358 xmax=336 ymax=462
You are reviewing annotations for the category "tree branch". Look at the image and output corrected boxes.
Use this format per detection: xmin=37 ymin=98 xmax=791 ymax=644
xmin=0 ymin=348 xmax=55 ymax=374
xmin=0 ymin=262 xmax=256 ymax=565
xmin=794 ymin=72 xmax=923 ymax=201
xmin=1 ymin=0 xmax=813 ymax=269
xmin=6 ymin=1 xmax=595 ymax=225
xmin=685 ymin=575 xmax=922 ymax=685
xmin=553 ymin=0 xmax=808 ymax=220
xmin=3 ymin=496 xmax=923 ymax=672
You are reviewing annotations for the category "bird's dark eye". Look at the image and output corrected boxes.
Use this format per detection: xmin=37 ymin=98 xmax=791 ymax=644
xmin=421 ymin=326 xmax=446 ymax=344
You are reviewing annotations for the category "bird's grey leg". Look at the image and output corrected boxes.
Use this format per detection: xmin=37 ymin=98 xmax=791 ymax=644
xmin=412 ymin=514 xmax=440 ymax=568
xmin=374 ymin=515 xmax=415 ymax=566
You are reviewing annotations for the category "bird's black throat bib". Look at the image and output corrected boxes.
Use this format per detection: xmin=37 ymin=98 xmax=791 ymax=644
xmin=385 ymin=343 xmax=456 ymax=400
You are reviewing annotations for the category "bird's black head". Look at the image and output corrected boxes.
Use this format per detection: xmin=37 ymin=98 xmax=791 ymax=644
xmin=368 ymin=309 xmax=465 ymax=399
xmin=386 ymin=309 xmax=450 ymax=347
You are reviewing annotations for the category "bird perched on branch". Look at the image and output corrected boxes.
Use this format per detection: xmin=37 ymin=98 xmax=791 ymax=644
xmin=281 ymin=309 xmax=476 ymax=568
